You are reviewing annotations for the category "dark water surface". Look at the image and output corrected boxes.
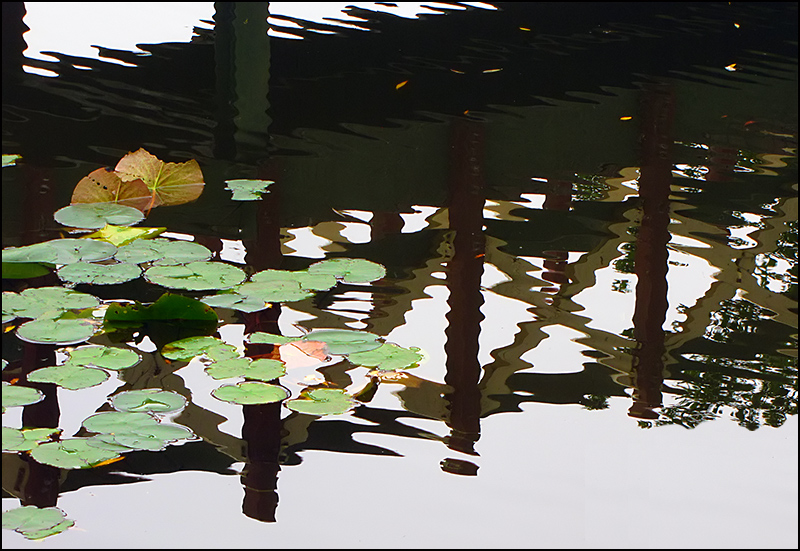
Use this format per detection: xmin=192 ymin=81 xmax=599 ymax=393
xmin=2 ymin=2 xmax=797 ymax=548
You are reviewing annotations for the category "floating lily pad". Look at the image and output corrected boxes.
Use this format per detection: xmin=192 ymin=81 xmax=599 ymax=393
xmin=82 ymin=410 xmax=194 ymax=451
xmin=251 ymin=269 xmax=337 ymax=291
xmin=205 ymin=357 xmax=286 ymax=381
xmin=1 ymin=427 xmax=61 ymax=452
xmin=247 ymin=332 xmax=296 ymax=345
xmin=161 ymin=336 xmax=238 ymax=361
xmin=2 ymin=287 xmax=100 ymax=322
xmin=111 ymin=389 xmax=187 ymax=413
xmin=285 ymin=388 xmax=355 ymax=416
xmin=346 ymin=342 xmax=423 ymax=371
xmin=2 ymin=506 xmax=74 ymax=540
xmin=16 ymin=318 xmax=97 ymax=346
xmin=144 ymin=261 xmax=246 ymax=291
xmin=57 ymin=261 xmax=141 ymax=285
xmin=82 ymin=411 xmax=158 ymax=434
xmin=30 ymin=438 xmax=122 ymax=469
xmin=82 ymin=224 xmax=165 ymax=247
xmin=114 ymin=148 xmax=205 ymax=209
xmin=2 ymin=382 xmax=45 ymax=408
xmin=211 ymin=381 xmax=289 ymax=405
xmin=116 ymin=238 xmax=211 ymax=266
xmin=2 ymin=238 xmax=116 ymax=265
xmin=27 ymin=365 xmax=109 ymax=390
xmin=66 ymin=345 xmax=141 ymax=370
xmin=2 ymin=154 xmax=21 ymax=167
xmin=225 ymin=179 xmax=273 ymax=201
xmin=304 ymin=329 xmax=383 ymax=355
xmin=308 ymin=258 xmax=386 ymax=284
xmin=54 ymin=203 xmax=144 ymax=229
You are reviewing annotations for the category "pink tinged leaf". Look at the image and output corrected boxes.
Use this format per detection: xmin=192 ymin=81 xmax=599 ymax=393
xmin=114 ymin=148 xmax=205 ymax=209
xmin=70 ymin=168 xmax=152 ymax=213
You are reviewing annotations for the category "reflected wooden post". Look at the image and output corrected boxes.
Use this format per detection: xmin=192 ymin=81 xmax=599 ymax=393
xmin=628 ymin=84 xmax=675 ymax=420
xmin=541 ymin=179 xmax=573 ymax=295
xmin=442 ymin=117 xmax=485 ymax=468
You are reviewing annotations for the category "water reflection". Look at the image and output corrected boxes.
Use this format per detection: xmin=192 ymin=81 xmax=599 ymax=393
xmin=2 ymin=1 xmax=797 ymax=545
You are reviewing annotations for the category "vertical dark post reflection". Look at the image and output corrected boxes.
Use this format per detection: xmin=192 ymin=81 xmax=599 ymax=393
xmin=628 ymin=84 xmax=675 ymax=420
xmin=442 ymin=118 xmax=485 ymax=473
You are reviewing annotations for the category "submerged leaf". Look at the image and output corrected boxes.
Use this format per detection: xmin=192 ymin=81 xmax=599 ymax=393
xmin=54 ymin=203 xmax=144 ymax=229
xmin=71 ymin=167 xmax=152 ymax=212
xmin=211 ymin=381 xmax=289 ymax=405
xmin=285 ymin=388 xmax=355 ymax=416
xmin=114 ymin=148 xmax=205 ymax=210
xmin=104 ymin=293 xmax=219 ymax=326
xmin=225 ymin=179 xmax=273 ymax=201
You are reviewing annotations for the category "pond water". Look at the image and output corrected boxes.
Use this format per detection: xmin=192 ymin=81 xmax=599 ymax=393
xmin=2 ymin=2 xmax=797 ymax=548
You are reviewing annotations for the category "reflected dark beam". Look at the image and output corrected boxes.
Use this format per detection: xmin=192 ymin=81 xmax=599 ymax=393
xmin=628 ymin=83 xmax=675 ymax=420
xmin=443 ymin=118 xmax=486 ymax=458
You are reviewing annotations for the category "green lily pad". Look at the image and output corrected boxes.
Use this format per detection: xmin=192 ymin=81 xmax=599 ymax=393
xmin=111 ymin=389 xmax=187 ymax=413
xmin=211 ymin=381 xmax=289 ymax=405
xmin=304 ymin=329 xmax=383 ymax=355
xmin=144 ymin=261 xmax=246 ymax=291
xmin=251 ymin=269 xmax=338 ymax=291
xmin=57 ymin=261 xmax=141 ymax=285
xmin=82 ymin=410 xmax=194 ymax=451
xmin=54 ymin=203 xmax=144 ymax=229
xmin=115 ymin=238 xmax=211 ymax=266
xmin=247 ymin=332 xmax=296 ymax=345
xmin=285 ymin=388 xmax=356 ymax=416
xmin=2 ymin=287 xmax=100 ymax=322
xmin=2 ymin=382 xmax=45 ymax=408
xmin=161 ymin=336 xmax=238 ymax=361
xmin=1 ymin=427 xmax=61 ymax=452
xmin=205 ymin=357 xmax=286 ymax=381
xmin=27 ymin=365 xmax=109 ymax=390
xmin=308 ymin=258 xmax=386 ymax=284
xmin=30 ymin=438 xmax=122 ymax=469
xmin=346 ymin=342 xmax=423 ymax=371
xmin=2 ymin=154 xmax=22 ymax=167
xmin=82 ymin=411 xmax=158 ymax=434
xmin=2 ymin=238 xmax=116 ymax=265
xmin=2 ymin=506 xmax=74 ymax=540
xmin=225 ymin=179 xmax=273 ymax=201
xmin=66 ymin=345 xmax=141 ymax=370
xmin=16 ymin=318 xmax=97 ymax=346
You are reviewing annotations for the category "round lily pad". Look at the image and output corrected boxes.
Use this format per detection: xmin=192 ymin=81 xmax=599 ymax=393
xmin=285 ymin=388 xmax=356 ymax=416
xmin=205 ymin=357 xmax=286 ymax=381
xmin=2 ymin=238 xmax=116 ymax=265
xmin=57 ymin=261 xmax=141 ymax=285
xmin=2 ymin=506 xmax=74 ymax=540
xmin=304 ymin=329 xmax=383 ymax=355
xmin=115 ymin=238 xmax=211 ymax=265
xmin=251 ymin=269 xmax=337 ymax=291
xmin=308 ymin=258 xmax=386 ymax=284
xmin=211 ymin=381 xmax=289 ymax=405
xmin=82 ymin=411 xmax=158 ymax=434
xmin=16 ymin=318 xmax=96 ymax=345
xmin=2 ymin=286 xmax=100 ymax=321
xmin=144 ymin=261 xmax=246 ymax=290
xmin=54 ymin=203 xmax=144 ymax=229
xmin=2 ymin=382 xmax=45 ymax=408
xmin=2 ymin=427 xmax=60 ymax=452
xmin=27 ymin=364 xmax=109 ymax=390
xmin=161 ymin=336 xmax=238 ymax=361
xmin=67 ymin=345 xmax=141 ymax=370
xmin=110 ymin=389 xmax=187 ymax=413
xmin=224 ymin=179 xmax=273 ymax=201
xmin=30 ymin=438 xmax=122 ymax=469
xmin=346 ymin=342 xmax=423 ymax=371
